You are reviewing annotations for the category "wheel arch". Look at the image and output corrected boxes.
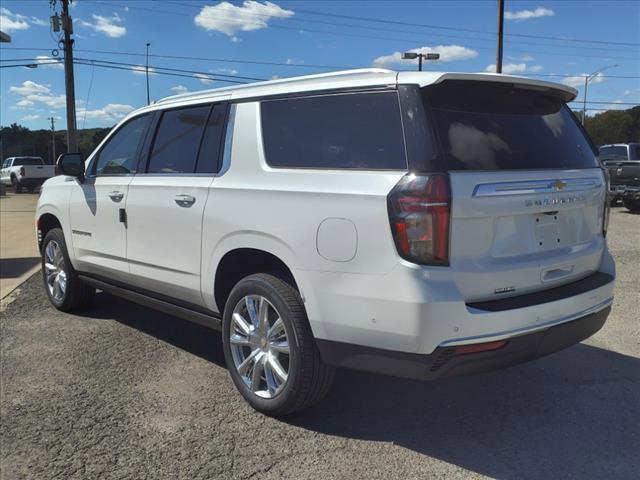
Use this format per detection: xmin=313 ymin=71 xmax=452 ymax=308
xmin=213 ymin=247 xmax=299 ymax=314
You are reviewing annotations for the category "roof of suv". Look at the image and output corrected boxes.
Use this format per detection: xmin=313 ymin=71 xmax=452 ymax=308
xmin=151 ymin=68 xmax=578 ymax=109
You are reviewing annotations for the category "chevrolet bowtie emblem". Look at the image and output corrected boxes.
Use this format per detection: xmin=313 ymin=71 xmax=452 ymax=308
xmin=553 ymin=180 xmax=567 ymax=191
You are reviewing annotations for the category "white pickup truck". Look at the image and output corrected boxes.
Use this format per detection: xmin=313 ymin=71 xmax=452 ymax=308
xmin=1 ymin=157 xmax=56 ymax=193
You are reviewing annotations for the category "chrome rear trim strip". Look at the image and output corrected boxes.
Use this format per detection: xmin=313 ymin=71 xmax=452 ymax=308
xmin=473 ymin=177 xmax=603 ymax=197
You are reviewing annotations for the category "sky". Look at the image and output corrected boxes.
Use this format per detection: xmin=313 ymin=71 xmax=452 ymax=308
xmin=1 ymin=0 xmax=639 ymax=130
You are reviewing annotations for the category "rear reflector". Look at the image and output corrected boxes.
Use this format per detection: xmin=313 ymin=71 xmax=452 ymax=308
xmin=455 ymin=340 xmax=507 ymax=355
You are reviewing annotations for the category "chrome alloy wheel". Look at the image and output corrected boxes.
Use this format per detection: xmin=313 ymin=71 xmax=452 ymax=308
xmin=230 ymin=295 xmax=290 ymax=399
xmin=44 ymin=240 xmax=67 ymax=301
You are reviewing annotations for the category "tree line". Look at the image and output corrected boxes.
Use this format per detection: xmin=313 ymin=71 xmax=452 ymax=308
xmin=1 ymin=106 xmax=639 ymax=164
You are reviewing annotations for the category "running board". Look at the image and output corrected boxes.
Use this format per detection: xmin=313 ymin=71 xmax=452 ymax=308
xmin=78 ymin=275 xmax=222 ymax=331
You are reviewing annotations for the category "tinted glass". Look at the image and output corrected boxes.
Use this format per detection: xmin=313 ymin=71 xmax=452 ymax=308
xmin=423 ymin=81 xmax=599 ymax=170
xmin=631 ymin=145 xmax=640 ymax=160
xmin=196 ymin=103 xmax=227 ymax=173
xmin=599 ymin=146 xmax=628 ymax=163
xmin=148 ymin=105 xmax=210 ymax=174
xmin=94 ymin=115 xmax=150 ymax=175
xmin=13 ymin=157 xmax=44 ymax=166
xmin=261 ymin=92 xmax=407 ymax=170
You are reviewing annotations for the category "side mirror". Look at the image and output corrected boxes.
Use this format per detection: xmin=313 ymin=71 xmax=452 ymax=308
xmin=57 ymin=153 xmax=85 ymax=181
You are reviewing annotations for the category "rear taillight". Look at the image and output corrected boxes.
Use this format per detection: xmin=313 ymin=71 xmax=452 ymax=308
xmin=387 ymin=173 xmax=451 ymax=266
xmin=602 ymin=167 xmax=610 ymax=237
xmin=20 ymin=166 xmax=26 ymax=177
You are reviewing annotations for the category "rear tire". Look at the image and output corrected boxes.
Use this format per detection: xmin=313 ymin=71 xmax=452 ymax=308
xmin=41 ymin=228 xmax=95 ymax=311
xmin=222 ymin=273 xmax=334 ymax=416
xmin=622 ymin=197 xmax=640 ymax=213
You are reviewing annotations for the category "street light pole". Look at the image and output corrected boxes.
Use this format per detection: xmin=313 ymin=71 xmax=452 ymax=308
xmin=401 ymin=52 xmax=440 ymax=71
xmin=146 ymin=42 xmax=151 ymax=105
xmin=581 ymin=64 xmax=618 ymax=124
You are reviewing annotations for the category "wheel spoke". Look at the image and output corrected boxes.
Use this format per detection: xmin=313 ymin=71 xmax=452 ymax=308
xmin=267 ymin=318 xmax=285 ymax=340
xmin=230 ymin=333 xmax=251 ymax=347
xmin=53 ymin=275 xmax=62 ymax=299
xmin=45 ymin=242 xmax=55 ymax=263
xmin=232 ymin=313 xmax=252 ymax=335
xmin=245 ymin=296 xmax=259 ymax=326
xmin=250 ymin=357 xmax=265 ymax=391
xmin=257 ymin=296 xmax=270 ymax=332
xmin=237 ymin=348 xmax=260 ymax=376
xmin=269 ymin=340 xmax=289 ymax=354
xmin=44 ymin=262 xmax=57 ymax=273
xmin=267 ymin=355 xmax=288 ymax=383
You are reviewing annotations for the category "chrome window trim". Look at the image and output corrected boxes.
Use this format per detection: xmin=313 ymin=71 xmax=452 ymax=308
xmin=473 ymin=177 xmax=603 ymax=197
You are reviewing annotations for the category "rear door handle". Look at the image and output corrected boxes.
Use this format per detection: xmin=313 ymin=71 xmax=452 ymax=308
xmin=174 ymin=194 xmax=196 ymax=208
xmin=108 ymin=191 xmax=124 ymax=202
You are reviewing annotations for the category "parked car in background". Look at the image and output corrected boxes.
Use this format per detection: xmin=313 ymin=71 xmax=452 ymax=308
xmin=36 ymin=69 xmax=615 ymax=415
xmin=1 ymin=156 xmax=56 ymax=193
xmin=599 ymin=143 xmax=640 ymax=206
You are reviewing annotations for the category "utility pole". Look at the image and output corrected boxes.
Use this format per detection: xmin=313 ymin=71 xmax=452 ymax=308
xmin=48 ymin=117 xmax=57 ymax=164
xmin=146 ymin=42 xmax=151 ymax=105
xmin=496 ymin=0 xmax=504 ymax=73
xmin=61 ymin=0 xmax=78 ymax=152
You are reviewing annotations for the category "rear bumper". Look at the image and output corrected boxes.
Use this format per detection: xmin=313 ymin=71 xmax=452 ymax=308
xmin=317 ymin=305 xmax=611 ymax=380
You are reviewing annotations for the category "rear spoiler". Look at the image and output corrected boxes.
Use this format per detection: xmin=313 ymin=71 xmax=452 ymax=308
xmin=397 ymin=71 xmax=578 ymax=103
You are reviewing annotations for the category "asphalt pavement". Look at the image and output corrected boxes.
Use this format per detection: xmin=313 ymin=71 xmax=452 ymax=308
xmin=0 ymin=207 xmax=638 ymax=480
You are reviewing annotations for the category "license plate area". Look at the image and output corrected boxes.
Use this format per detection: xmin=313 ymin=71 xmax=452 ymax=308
xmin=534 ymin=213 xmax=571 ymax=251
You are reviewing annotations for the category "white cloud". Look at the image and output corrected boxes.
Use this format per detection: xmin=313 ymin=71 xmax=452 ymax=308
xmin=528 ymin=65 xmax=544 ymax=72
xmin=79 ymin=13 xmax=126 ymax=38
xmin=194 ymin=1 xmax=294 ymax=38
xmin=9 ymin=80 xmax=51 ymax=96
xmin=217 ymin=67 xmax=239 ymax=75
xmin=130 ymin=65 xmax=157 ymax=76
xmin=0 ymin=7 xmax=46 ymax=32
xmin=195 ymin=73 xmax=214 ymax=85
xmin=373 ymin=45 xmax=478 ymax=67
xmin=9 ymin=80 xmax=66 ymax=109
xmin=505 ymin=7 xmax=554 ymax=21
xmin=562 ymin=72 xmax=604 ymax=88
xmin=624 ymin=88 xmax=639 ymax=96
xmin=484 ymin=63 xmax=527 ymax=74
xmin=170 ymin=85 xmax=189 ymax=95
xmin=21 ymin=114 xmax=41 ymax=122
xmin=16 ymin=99 xmax=35 ymax=107
xmin=35 ymin=55 xmax=64 ymax=70
xmin=78 ymin=103 xmax=134 ymax=122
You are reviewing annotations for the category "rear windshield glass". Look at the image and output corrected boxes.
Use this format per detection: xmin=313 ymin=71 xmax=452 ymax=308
xmin=13 ymin=157 xmax=44 ymax=166
xmin=423 ymin=81 xmax=598 ymax=171
xmin=599 ymin=146 xmax=628 ymax=163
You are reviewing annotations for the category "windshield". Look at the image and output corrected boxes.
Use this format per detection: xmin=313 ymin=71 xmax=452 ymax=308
xmin=423 ymin=81 xmax=598 ymax=171
xmin=13 ymin=157 xmax=44 ymax=166
xmin=599 ymin=146 xmax=628 ymax=163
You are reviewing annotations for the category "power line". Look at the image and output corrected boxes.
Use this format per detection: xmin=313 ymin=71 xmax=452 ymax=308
xmin=90 ymin=0 xmax=634 ymax=54
xmin=4 ymin=47 xmax=640 ymax=79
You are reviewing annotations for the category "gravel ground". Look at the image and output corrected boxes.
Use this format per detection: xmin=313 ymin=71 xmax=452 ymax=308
xmin=1 ymin=208 xmax=638 ymax=480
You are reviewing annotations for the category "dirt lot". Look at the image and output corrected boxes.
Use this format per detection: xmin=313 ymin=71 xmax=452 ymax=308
xmin=1 ymin=208 xmax=638 ymax=480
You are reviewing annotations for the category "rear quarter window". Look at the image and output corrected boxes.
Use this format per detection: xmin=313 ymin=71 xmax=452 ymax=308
xmin=260 ymin=91 xmax=407 ymax=170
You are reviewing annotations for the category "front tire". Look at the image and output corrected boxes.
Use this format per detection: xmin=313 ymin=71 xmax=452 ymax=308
xmin=222 ymin=273 xmax=334 ymax=416
xmin=41 ymin=228 xmax=95 ymax=311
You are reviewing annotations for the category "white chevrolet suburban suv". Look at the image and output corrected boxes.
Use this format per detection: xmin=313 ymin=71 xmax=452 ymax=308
xmin=36 ymin=69 xmax=615 ymax=415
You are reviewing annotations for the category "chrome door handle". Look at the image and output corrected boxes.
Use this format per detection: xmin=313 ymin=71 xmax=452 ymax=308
xmin=108 ymin=191 xmax=124 ymax=202
xmin=174 ymin=194 xmax=196 ymax=208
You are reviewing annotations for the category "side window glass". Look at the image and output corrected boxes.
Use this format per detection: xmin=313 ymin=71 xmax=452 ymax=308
xmin=147 ymin=105 xmax=210 ymax=174
xmin=94 ymin=115 xmax=150 ymax=176
xmin=196 ymin=103 xmax=228 ymax=173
